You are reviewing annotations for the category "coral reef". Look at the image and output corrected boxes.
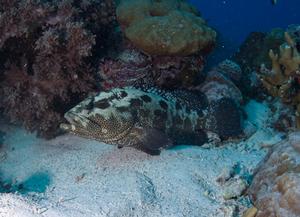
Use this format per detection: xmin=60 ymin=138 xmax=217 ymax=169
xmin=248 ymin=132 xmax=300 ymax=217
xmin=0 ymin=0 xmax=116 ymax=138
xmin=233 ymin=29 xmax=285 ymax=73
xmin=98 ymin=46 xmax=205 ymax=90
xmin=233 ymin=25 xmax=300 ymax=99
xmin=259 ymin=32 xmax=300 ymax=127
xmin=116 ymin=0 xmax=216 ymax=56
xmin=286 ymin=24 xmax=300 ymax=51
xmin=232 ymin=29 xmax=286 ymax=99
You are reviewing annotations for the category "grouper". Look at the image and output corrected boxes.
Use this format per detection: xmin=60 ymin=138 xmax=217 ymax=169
xmin=60 ymin=86 xmax=242 ymax=155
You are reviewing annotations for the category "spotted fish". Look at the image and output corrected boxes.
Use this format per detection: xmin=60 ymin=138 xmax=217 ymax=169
xmin=60 ymin=86 xmax=242 ymax=155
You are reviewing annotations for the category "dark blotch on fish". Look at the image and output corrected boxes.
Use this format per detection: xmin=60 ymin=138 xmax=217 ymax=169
xmin=173 ymin=115 xmax=183 ymax=127
xmin=153 ymin=109 xmax=168 ymax=130
xmin=211 ymin=98 xmax=242 ymax=139
xmin=175 ymin=101 xmax=182 ymax=110
xmin=183 ymin=118 xmax=193 ymax=131
xmin=94 ymin=99 xmax=110 ymax=109
xmin=141 ymin=95 xmax=152 ymax=103
xmin=120 ymin=91 xmax=128 ymax=98
xmin=130 ymin=98 xmax=143 ymax=107
xmin=159 ymin=100 xmax=168 ymax=110
xmin=116 ymin=106 xmax=129 ymax=112
xmin=139 ymin=109 xmax=149 ymax=118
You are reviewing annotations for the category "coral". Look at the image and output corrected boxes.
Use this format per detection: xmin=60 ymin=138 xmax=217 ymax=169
xmin=0 ymin=0 xmax=116 ymax=138
xmin=98 ymin=46 xmax=205 ymax=90
xmin=233 ymin=26 xmax=300 ymax=99
xmin=116 ymin=0 xmax=216 ymax=56
xmin=232 ymin=29 xmax=287 ymax=99
xmin=259 ymin=32 xmax=300 ymax=127
xmin=233 ymin=29 xmax=286 ymax=73
xmin=248 ymin=132 xmax=300 ymax=217
xmin=286 ymin=24 xmax=300 ymax=51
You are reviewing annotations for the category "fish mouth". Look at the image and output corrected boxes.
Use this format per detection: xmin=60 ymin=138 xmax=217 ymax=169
xmin=60 ymin=111 xmax=90 ymax=133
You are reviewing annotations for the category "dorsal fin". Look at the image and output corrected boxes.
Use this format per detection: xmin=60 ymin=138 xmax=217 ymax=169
xmin=132 ymin=83 xmax=208 ymax=112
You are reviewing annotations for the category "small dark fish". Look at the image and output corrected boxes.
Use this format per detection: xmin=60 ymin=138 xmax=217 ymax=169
xmin=271 ymin=0 xmax=277 ymax=5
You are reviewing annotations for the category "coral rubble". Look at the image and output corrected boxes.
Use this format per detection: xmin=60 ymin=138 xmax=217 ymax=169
xmin=248 ymin=132 xmax=300 ymax=217
xmin=0 ymin=0 xmax=116 ymax=138
xmin=116 ymin=0 xmax=216 ymax=56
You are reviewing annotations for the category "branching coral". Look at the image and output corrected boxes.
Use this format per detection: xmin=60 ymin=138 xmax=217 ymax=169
xmin=116 ymin=0 xmax=216 ymax=56
xmin=0 ymin=0 xmax=116 ymax=138
xmin=260 ymin=32 xmax=300 ymax=127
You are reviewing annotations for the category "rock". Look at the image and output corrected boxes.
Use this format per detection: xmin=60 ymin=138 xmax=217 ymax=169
xmin=199 ymin=70 xmax=243 ymax=105
xmin=116 ymin=0 xmax=216 ymax=56
xmin=248 ymin=132 xmax=300 ymax=217
xmin=215 ymin=59 xmax=242 ymax=85
xmin=98 ymin=47 xmax=205 ymax=90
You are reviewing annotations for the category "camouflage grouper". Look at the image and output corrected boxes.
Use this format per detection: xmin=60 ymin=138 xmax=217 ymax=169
xmin=60 ymin=86 xmax=242 ymax=155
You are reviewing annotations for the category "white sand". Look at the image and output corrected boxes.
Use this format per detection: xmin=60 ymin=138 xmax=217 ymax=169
xmin=0 ymin=100 xmax=282 ymax=217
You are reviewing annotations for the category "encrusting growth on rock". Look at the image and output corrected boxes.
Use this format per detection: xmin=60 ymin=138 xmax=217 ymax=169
xmin=116 ymin=0 xmax=216 ymax=56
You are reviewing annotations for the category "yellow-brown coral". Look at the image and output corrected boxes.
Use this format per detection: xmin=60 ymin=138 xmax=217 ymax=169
xmin=116 ymin=0 xmax=216 ymax=56
xmin=260 ymin=32 xmax=300 ymax=126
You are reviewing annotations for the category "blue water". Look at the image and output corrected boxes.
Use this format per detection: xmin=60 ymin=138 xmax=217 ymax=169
xmin=189 ymin=0 xmax=300 ymax=63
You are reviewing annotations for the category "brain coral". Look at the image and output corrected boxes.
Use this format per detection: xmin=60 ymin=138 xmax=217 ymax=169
xmin=116 ymin=0 xmax=216 ymax=56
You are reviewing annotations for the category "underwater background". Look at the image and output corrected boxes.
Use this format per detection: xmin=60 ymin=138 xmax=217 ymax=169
xmin=0 ymin=0 xmax=300 ymax=217
xmin=190 ymin=0 xmax=300 ymax=64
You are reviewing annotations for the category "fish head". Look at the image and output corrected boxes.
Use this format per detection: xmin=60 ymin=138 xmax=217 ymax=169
xmin=60 ymin=89 xmax=137 ymax=143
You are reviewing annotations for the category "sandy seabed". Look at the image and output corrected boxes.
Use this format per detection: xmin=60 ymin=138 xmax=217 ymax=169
xmin=0 ymin=100 xmax=283 ymax=217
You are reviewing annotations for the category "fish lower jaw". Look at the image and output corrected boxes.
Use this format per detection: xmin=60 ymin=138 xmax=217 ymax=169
xmin=60 ymin=123 xmax=76 ymax=132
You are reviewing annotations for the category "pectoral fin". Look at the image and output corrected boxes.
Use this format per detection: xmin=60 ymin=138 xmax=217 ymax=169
xmin=137 ymin=128 xmax=173 ymax=155
xmin=117 ymin=124 xmax=173 ymax=155
xmin=120 ymin=126 xmax=173 ymax=155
